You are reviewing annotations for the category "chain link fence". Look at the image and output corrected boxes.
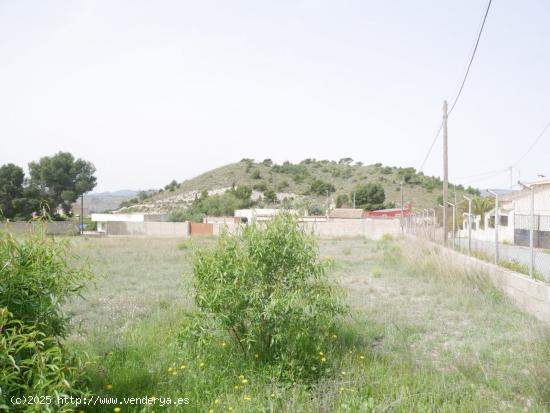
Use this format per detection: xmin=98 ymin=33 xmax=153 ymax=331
xmin=405 ymin=205 xmax=550 ymax=281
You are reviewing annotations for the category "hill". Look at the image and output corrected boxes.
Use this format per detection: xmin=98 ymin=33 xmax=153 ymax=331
xmin=85 ymin=190 xmax=138 ymax=213
xmin=116 ymin=158 xmax=478 ymax=216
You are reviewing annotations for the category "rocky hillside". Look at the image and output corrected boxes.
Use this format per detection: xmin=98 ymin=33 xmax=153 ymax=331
xmin=116 ymin=158 xmax=478 ymax=214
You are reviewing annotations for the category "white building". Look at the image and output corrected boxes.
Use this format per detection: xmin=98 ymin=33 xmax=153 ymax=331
xmin=91 ymin=213 xmax=168 ymax=233
xmin=460 ymin=179 xmax=550 ymax=245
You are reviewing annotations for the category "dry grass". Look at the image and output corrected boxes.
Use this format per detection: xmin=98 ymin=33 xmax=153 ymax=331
xmin=64 ymin=235 xmax=550 ymax=412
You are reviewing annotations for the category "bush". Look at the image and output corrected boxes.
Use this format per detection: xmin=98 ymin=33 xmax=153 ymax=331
xmin=0 ymin=308 xmax=88 ymax=413
xmin=0 ymin=229 xmax=92 ymax=338
xmin=309 ymin=179 xmax=335 ymax=196
xmin=190 ymin=214 xmax=347 ymax=380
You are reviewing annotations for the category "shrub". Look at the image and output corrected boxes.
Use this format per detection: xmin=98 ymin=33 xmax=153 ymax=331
xmin=0 ymin=308 xmax=88 ymax=413
xmin=0 ymin=228 xmax=92 ymax=338
xmin=190 ymin=214 xmax=347 ymax=380
xmin=309 ymin=179 xmax=335 ymax=195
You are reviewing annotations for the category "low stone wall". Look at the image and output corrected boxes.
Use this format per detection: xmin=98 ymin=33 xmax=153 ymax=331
xmin=301 ymin=218 xmax=400 ymax=240
xmin=0 ymin=221 xmax=79 ymax=235
xmin=414 ymin=236 xmax=550 ymax=323
xmin=105 ymin=221 xmax=189 ymax=238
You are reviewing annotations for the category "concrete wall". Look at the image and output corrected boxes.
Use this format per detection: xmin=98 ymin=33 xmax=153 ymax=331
xmin=105 ymin=221 xmax=189 ymax=237
xmin=212 ymin=222 xmax=242 ymax=236
xmin=414 ymin=236 xmax=550 ymax=323
xmin=0 ymin=221 xmax=78 ymax=235
xmin=301 ymin=218 xmax=400 ymax=240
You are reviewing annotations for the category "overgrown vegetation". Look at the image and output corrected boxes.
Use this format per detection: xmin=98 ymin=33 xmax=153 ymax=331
xmin=73 ymin=235 xmax=550 ymax=412
xmin=0 ymin=227 xmax=92 ymax=411
xmin=187 ymin=214 xmax=347 ymax=381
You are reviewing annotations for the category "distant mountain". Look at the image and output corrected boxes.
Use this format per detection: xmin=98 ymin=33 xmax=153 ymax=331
xmin=479 ymin=189 xmax=518 ymax=198
xmin=85 ymin=190 xmax=139 ymax=213
xmin=90 ymin=190 xmax=138 ymax=197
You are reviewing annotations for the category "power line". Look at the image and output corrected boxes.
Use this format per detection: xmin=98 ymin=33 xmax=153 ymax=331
xmin=512 ymin=120 xmax=550 ymax=167
xmin=418 ymin=0 xmax=493 ymax=172
xmin=448 ymin=0 xmax=493 ymax=115
xmin=451 ymin=119 xmax=550 ymax=185
xmin=418 ymin=121 xmax=443 ymax=173
xmin=460 ymin=169 xmax=508 ymax=186
xmin=451 ymin=167 xmax=508 ymax=181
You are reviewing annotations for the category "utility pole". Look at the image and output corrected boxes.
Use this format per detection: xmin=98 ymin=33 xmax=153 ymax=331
xmin=464 ymin=195 xmax=472 ymax=255
xmin=509 ymin=166 xmax=513 ymax=190
xmin=443 ymin=100 xmax=449 ymax=245
xmin=353 ymin=192 xmax=356 ymax=209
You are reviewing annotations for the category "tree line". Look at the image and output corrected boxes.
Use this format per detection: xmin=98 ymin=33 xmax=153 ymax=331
xmin=0 ymin=152 xmax=97 ymax=220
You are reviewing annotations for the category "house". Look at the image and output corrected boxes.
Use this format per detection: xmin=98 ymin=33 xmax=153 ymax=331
xmin=234 ymin=208 xmax=299 ymax=223
xmin=460 ymin=179 xmax=550 ymax=247
xmin=329 ymin=208 xmax=367 ymax=219
xmin=91 ymin=213 xmax=168 ymax=233
xmin=366 ymin=203 xmax=412 ymax=218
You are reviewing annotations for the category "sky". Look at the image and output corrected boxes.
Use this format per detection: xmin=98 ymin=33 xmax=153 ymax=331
xmin=1 ymin=0 xmax=549 ymax=192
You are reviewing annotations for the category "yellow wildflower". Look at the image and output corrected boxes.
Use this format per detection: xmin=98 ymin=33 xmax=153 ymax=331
xmin=172 ymin=371 xmax=177 ymax=376
xmin=199 ymin=362 xmax=205 ymax=368
xmin=180 ymin=364 xmax=187 ymax=369
xmin=214 ymin=399 xmax=220 ymax=405
xmin=254 ymin=353 xmax=259 ymax=359
xmin=321 ymin=357 xmax=327 ymax=363
xmin=228 ymin=407 xmax=234 ymax=412
xmin=319 ymin=351 xmax=324 ymax=356
xmin=106 ymin=384 xmax=113 ymax=390
xmin=241 ymin=378 xmax=248 ymax=384
xmin=168 ymin=367 xmax=173 ymax=372
xmin=243 ymin=395 xmax=251 ymax=401
xmin=114 ymin=408 xmax=121 ymax=413
xmin=332 ymin=334 xmax=337 ymax=339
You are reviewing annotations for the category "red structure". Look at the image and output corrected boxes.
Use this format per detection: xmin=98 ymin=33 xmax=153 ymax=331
xmin=366 ymin=202 xmax=412 ymax=218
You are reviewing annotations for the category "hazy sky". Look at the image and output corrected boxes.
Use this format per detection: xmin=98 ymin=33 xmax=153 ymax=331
xmin=1 ymin=0 xmax=549 ymax=192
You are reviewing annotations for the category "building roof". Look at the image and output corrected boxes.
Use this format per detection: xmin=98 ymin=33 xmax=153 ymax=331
xmin=329 ymin=208 xmax=365 ymax=219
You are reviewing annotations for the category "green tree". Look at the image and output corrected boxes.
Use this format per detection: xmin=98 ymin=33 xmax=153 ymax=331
xmin=164 ymin=180 xmax=179 ymax=192
xmin=336 ymin=193 xmax=349 ymax=208
xmin=0 ymin=164 xmax=25 ymax=219
xmin=264 ymin=189 xmax=277 ymax=204
xmin=472 ymin=196 xmax=494 ymax=229
xmin=354 ymin=183 xmax=385 ymax=210
xmin=28 ymin=152 xmax=97 ymax=217
xmin=309 ymin=179 xmax=335 ymax=195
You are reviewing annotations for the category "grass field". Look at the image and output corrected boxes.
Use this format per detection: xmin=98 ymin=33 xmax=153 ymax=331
xmin=66 ymin=236 xmax=550 ymax=412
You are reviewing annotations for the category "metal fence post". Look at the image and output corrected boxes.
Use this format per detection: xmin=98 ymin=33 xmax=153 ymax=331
xmin=488 ymin=190 xmax=499 ymax=263
xmin=518 ymin=181 xmax=535 ymax=278
xmin=464 ymin=195 xmax=472 ymax=255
